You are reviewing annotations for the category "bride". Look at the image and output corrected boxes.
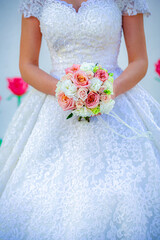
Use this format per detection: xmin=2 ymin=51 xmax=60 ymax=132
xmin=0 ymin=0 xmax=160 ymax=239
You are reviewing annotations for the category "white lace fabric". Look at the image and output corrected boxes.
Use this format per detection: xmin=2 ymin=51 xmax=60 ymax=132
xmin=18 ymin=0 xmax=151 ymax=20
xmin=0 ymin=1 xmax=160 ymax=240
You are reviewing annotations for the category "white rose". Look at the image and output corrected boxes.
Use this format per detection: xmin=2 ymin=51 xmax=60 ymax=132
xmin=90 ymin=77 xmax=102 ymax=91
xmin=100 ymin=100 xmax=115 ymax=114
xmin=73 ymin=106 xmax=93 ymax=117
xmin=108 ymin=75 xmax=114 ymax=83
xmin=61 ymin=79 xmax=77 ymax=99
xmin=103 ymin=81 xmax=113 ymax=94
xmin=55 ymin=80 xmax=62 ymax=97
xmin=80 ymin=62 xmax=95 ymax=72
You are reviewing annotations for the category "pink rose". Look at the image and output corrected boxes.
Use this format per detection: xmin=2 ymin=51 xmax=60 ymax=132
xmin=7 ymin=77 xmax=28 ymax=96
xmin=94 ymin=69 xmax=109 ymax=82
xmin=58 ymin=92 xmax=76 ymax=111
xmin=100 ymin=93 xmax=111 ymax=103
xmin=85 ymin=91 xmax=100 ymax=108
xmin=61 ymin=73 xmax=74 ymax=81
xmin=65 ymin=64 xmax=81 ymax=75
xmin=155 ymin=59 xmax=160 ymax=77
xmin=76 ymin=98 xmax=85 ymax=109
xmin=77 ymin=87 xmax=88 ymax=101
xmin=73 ymin=70 xmax=90 ymax=88
xmin=86 ymin=70 xmax=94 ymax=80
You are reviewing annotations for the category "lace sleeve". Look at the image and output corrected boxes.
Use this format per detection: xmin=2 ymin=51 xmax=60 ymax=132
xmin=18 ymin=0 xmax=45 ymax=21
xmin=116 ymin=0 xmax=151 ymax=17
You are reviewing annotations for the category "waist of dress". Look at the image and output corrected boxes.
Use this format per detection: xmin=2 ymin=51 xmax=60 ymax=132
xmin=50 ymin=64 xmax=123 ymax=80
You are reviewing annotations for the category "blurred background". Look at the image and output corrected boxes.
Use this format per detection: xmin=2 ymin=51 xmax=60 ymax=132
xmin=0 ymin=0 xmax=160 ymax=141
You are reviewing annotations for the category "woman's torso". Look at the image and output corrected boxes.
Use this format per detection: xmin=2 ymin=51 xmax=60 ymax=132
xmin=39 ymin=0 xmax=123 ymax=79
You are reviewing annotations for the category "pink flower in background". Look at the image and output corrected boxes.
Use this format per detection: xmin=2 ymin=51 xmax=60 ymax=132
xmin=155 ymin=59 xmax=160 ymax=77
xmin=0 ymin=96 xmax=2 ymax=102
xmin=73 ymin=70 xmax=90 ymax=88
xmin=65 ymin=64 xmax=81 ymax=74
xmin=58 ymin=92 xmax=76 ymax=111
xmin=85 ymin=91 xmax=100 ymax=108
xmin=6 ymin=77 xmax=29 ymax=106
xmin=94 ymin=69 xmax=109 ymax=82
xmin=7 ymin=77 xmax=28 ymax=96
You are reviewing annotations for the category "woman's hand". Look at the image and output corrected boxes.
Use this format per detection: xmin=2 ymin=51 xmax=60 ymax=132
xmin=113 ymin=13 xmax=148 ymax=98
xmin=19 ymin=15 xmax=58 ymax=96
xmin=110 ymin=80 xmax=118 ymax=100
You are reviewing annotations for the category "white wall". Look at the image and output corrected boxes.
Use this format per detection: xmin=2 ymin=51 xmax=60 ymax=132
xmin=0 ymin=0 xmax=160 ymax=139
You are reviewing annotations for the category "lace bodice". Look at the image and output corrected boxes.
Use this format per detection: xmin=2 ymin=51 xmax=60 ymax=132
xmin=18 ymin=0 xmax=151 ymax=79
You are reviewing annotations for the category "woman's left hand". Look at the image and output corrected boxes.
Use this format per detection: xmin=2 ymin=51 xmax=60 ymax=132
xmin=111 ymin=81 xmax=117 ymax=100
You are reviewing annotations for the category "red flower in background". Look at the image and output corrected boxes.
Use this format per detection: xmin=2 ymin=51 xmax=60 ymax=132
xmin=155 ymin=59 xmax=160 ymax=77
xmin=7 ymin=77 xmax=28 ymax=96
xmin=6 ymin=77 xmax=29 ymax=106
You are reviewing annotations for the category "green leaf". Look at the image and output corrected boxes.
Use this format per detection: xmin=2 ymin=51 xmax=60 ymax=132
xmin=7 ymin=94 xmax=14 ymax=100
xmin=78 ymin=116 xmax=82 ymax=121
xmin=93 ymin=66 xmax=99 ymax=73
xmin=155 ymin=77 xmax=160 ymax=82
xmin=109 ymin=73 xmax=114 ymax=76
xmin=104 ymin=89 xmax=111 ymax=95
xmin=0 ymin=139 xmax=2 ymax=147
xmin=66 ymin=112 xmax=73 ymax=119
xmin=90 ymin=106 xmax=100 ymax=115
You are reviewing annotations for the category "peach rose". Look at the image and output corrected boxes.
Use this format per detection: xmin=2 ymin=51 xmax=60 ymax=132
xmin=65 ymin=64 xmax=81 ymax=74
xmin=58 ymin=92 xmax=76 ymax=111
xmin=86 ymin=70 xmax=94 ymax=80
xmin=77 ymin=87 xmax=88 ymax=101
xmin=85 ymin=91 xmax=100 ymax=108
xmin=94 ymin=69 xmax=109 ymax=82
xmin=76 ymin=98 xmax=85 ymax=109
xmin=61 ymin=73 xmax=74 ymax=81
xmin=73 ymin=70 xmax=90 ymax=88
xmin=100 ymin=93 xmax=111 ymax=103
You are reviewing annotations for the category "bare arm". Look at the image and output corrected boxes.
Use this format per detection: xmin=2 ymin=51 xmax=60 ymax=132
xmin=112 ymin=13 xmax=148 ymax=99
xmin=19 ymin=15 xmax=58 ymax=96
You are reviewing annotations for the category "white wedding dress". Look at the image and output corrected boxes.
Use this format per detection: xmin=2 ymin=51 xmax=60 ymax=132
xmin=0 ymin=0 xmax=160 ymax=239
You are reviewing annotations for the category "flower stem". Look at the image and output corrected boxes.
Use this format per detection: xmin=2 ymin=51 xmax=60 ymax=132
xmin=17 ymin=96 xmax=21 ymax=106
xmin=84 ymin=116 xmax=90 ymax=122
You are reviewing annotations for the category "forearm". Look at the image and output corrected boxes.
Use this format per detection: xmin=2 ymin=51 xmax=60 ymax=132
xmin=19 ymin=63 xmax=58 ymax=96
xmin=113 ymin=59 xmax=148 ymax=99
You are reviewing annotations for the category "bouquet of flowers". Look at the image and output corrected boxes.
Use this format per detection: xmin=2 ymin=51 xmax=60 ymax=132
xmin=55 ymin=62 xmax=115 ymax=121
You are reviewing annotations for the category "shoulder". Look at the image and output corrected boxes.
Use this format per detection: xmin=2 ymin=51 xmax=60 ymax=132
xmin=18 ymin=0 xmax=46 ymax=20
xmin=114 ymin=0 xmax=151 ymax=17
